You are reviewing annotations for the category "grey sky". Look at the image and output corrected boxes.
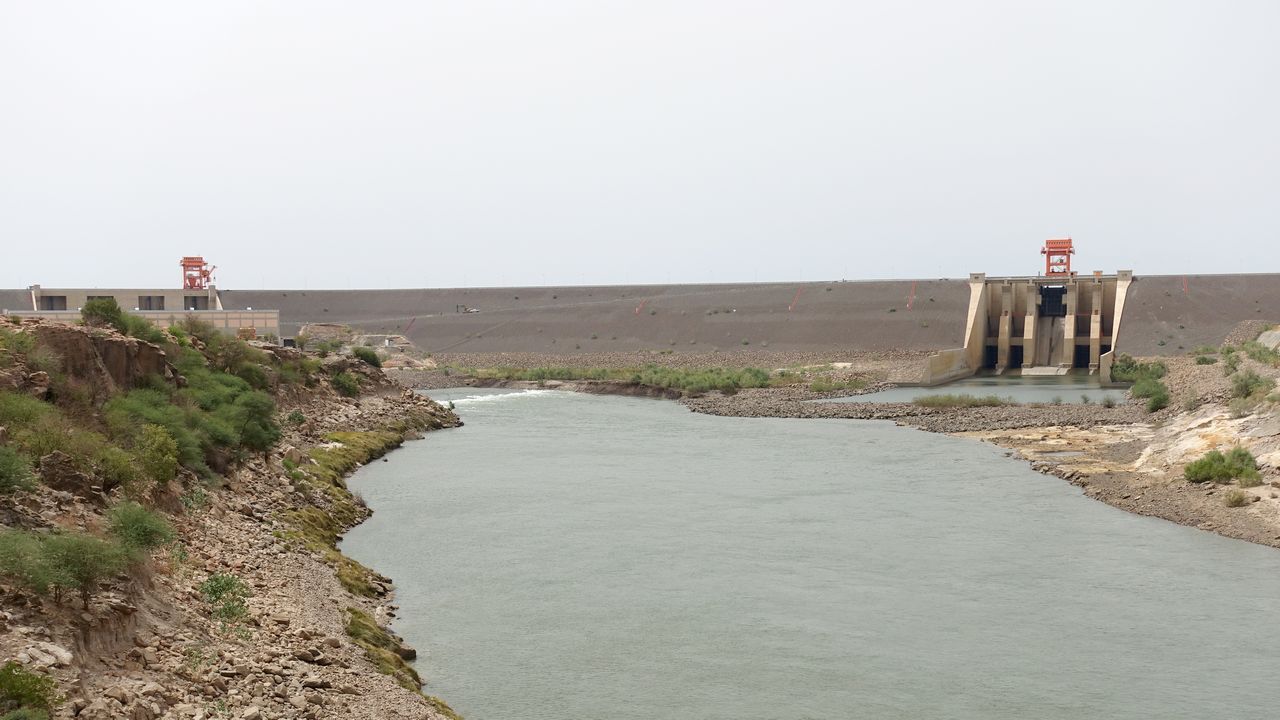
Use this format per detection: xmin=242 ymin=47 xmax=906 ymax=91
xmin=2 ymin=1 xmax=1277 ymax=289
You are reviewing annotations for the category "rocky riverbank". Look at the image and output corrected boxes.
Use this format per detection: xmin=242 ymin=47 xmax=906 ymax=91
xmin=0 ymin=319 xmax=464 ymax=719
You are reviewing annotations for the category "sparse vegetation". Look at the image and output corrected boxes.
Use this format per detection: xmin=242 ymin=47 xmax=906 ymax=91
xmin=808 ymin=377 xmax=869 ymax=393
xmin=0 ymin=529 xmax=130 ymax=604
xmin=913 ymin=394 xmax=1013 ymax=408
xmin=1223 ymin=489 xmax=1250 ymax=508
xmin=1230 ymin=369 xmax=1275 ymax=399
xmin=1241 ymin=340 xmax=1280 ymax=366
xmin=1194 ymin=355 xmax=1218 ymax=365
xmin=1184 ymin=447 xmax=1260 ymax=484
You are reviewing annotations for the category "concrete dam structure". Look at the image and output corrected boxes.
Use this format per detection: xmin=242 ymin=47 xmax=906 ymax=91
xmin=6 ymin=271 xmax=1280 ymax=370
xmin=923 ymin=270 xmax=1134 ymax=384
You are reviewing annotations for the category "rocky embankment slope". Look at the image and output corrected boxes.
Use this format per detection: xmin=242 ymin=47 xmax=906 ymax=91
xmin=0 ymin=318 xmax=462 ymax=719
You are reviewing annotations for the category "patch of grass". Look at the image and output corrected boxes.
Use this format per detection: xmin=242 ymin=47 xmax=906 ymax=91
xmin=1131 ymin=376 xmax=1170 ymax=412
xmin=1194 ymin=355 xmax=1218 ymax=365
xmin=808 ymin=377 xmax=869 ymax=393
xmin=913 ymin=394 xmax=1013 ymax=408
xmin=1223 ymin=489 xmax=1249 ymax=508
xmin=1110 ymin=354 xmax=1166 ymax=383
xmin=1241 ymin=340 xmax=1280 ymax=366
xmin=1101 ymin=396 xmax=1117 ymax=409
xmin=1184 ymin=447 xmax=1260 ymax=484
xmin=344 ymin=608 xmax=424 ymax=693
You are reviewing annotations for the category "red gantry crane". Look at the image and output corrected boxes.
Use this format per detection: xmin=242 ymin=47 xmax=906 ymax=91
xmin=1041 ymin=238 xmax=1075 ymax=277
xmin=181 ymin=256 xmax=215 ymax=289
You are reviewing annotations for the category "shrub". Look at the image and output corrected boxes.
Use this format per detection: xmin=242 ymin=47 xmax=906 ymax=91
xmin=1130 ymin=376 xmax=1169 ymax=413
xmin=41 ymin=533 xmax=129 ymax=603
xmin=91 ymin=446 xmax=139 ymax=492
xmin=1184 ymin=447 xmax=1260 ymax=484
xmin=1111 ymin=354 xmax=1166 ymax=383
xmin=1230 ymin=370 xmax=1275 ymax=399
xmin=199 ymin=573 xmax=250 ymax=624
xmin=107 ymin=502 xmax=175 ymax=555
xmin=1194 ymin=355 xmax=1217 ymax=365
xmin=351 ymin=346 xmax=381 ymax=367
xmin=1101 ymin=396 xmax=1117 ymax=408
xmin=1223 ymin=352 xmax=1241 ymax=376
xmin=135 ymin=424 xmax=179 ymax=485
xmin=1223 ymin=489 xmax=1249 ymax=507
xmin=333 ymin=372 xmax=360 ymax=397
xmin=1241 ymin=340 xmax=1280 ymax=366
xmin=0 ymin=661 xmax=60 ymax=714
xmin=0 ymin=447 xmax=34 ymax=495
xmin=286 ymin=410 xmax=306 ymax=426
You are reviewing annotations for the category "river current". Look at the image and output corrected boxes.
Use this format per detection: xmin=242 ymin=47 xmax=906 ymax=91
xmin=342 ymin=388 xmax=1280 ymax=720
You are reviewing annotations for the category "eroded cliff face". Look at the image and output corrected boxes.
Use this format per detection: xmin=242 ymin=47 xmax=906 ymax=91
xmin=28 ymin=321 xmax=173 ymax=398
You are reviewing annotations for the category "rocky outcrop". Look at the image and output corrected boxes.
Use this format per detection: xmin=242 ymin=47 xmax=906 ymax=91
xmin=28 ymin=322 xmax=172 ymax=398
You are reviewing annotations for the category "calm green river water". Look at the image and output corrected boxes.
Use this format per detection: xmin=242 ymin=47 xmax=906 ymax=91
xmin=342 ymin=388 xmax=1280 ymax=720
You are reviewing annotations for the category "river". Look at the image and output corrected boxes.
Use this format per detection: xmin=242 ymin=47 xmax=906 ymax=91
xmin=342 ymin=388 xmax=1280 ymax=720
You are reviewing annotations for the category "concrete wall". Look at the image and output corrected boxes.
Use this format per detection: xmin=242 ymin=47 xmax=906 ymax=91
xmin=25 ymin=287 xmax=220 ymax=313
xmin=8 ymin=310 xmax=279 ymax=336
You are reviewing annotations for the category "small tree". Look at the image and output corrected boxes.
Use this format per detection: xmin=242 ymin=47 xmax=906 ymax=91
xmin=40 ymin=533 xmax=128 ymax=605
xmin=233 ymin=391 xmax=281 ymax=457
xmin=80 ymin=298 xmax=125 ymax=330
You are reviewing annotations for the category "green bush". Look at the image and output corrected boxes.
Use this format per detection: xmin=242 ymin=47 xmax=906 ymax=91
xmin=0 ymin=328 xmax=36 ymax=368
xmin=1184 ymin=447 xmax=1260 ymax=484
xmin=0 ymin=447 xmax=34 ymax=495
xmin=91 ymin=446 xmax=139 ymax=492
xmin=1241 ymin=340 xmax=1280 ymax=366
xmin=107 ymin=502 xmax=175 ymax=555
xmin=1223 ymin=352 xmax=1241 ymax=375
xmin=0 ymin=661 xmax=60 ymax=714
xmin=135 ymin=424 xmax=179 ymax=484
xmin=1194 ymin=355 xmax=1217 ymax=365
xmin=1111 ymin=354 xmax=1166 ymax=382
xmin=1130 ymin=376 xmax=1169 ymax=412
xmin=333 ymin=372 xmax=360 ymax=397
xmin=351 ymin=346 xmax=382 ymax=368
xmin=1230 ymin=370 xmax=1275 ymax=399
xmin=0 ymin=392 xmax=53 ymax=427
xmin=80 ymin=298 xmax=126 ymax=329
xmin=199 ymin=573 xmax=250 ymax=623
xmin=286 ymin=410 xmax=306 ymax=426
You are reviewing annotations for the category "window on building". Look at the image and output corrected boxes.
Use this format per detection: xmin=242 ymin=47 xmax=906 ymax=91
xmin=38 ymin=296 xmax=68 ymax=311
xmin=184 ymin=295 xmax=210 ymax=310
xmin=137 ymin=296 xmax=165 ymax=311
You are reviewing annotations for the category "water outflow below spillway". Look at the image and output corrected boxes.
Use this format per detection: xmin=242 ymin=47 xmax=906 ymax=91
xmin=342 ymin=389 xmax=1280 ymax=720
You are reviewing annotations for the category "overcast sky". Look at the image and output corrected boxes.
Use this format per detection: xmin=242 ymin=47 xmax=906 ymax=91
xmin=2 ymin=1 xmax=1277 ymax=289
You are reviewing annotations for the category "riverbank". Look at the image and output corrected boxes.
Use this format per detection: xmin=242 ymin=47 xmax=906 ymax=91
xmin=0 ymin=319 xmax=464 ymax=719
